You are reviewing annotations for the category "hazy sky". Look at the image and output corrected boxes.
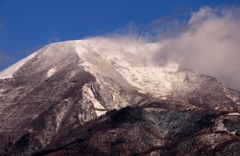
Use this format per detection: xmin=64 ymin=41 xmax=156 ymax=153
xmin=0 ymin=0 xmax=240 ymax=90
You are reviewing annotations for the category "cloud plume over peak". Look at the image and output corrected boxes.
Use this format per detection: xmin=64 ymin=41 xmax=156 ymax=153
xmin=87 ymin=6 xmax=240 ymax=91
xmin=152 ymin=6 xmax=240 ymax=91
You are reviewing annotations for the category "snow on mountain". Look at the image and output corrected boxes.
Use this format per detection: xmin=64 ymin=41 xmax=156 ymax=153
xmin=0 ymin=38 xmax=239 ymax=105
xmin=46 ymin=67 xmax=57 ymax=78
xmin=0 ymin=52 xmax=37 ymax=79
xmin=0 ymin=38 xmax=240 ymax=155
xmin=74 ymin=39 xmax=178 ymax=98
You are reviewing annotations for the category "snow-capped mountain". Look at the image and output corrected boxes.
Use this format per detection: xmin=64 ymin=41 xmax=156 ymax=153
xmin=0 ymin=38 xmax=240 ymax=155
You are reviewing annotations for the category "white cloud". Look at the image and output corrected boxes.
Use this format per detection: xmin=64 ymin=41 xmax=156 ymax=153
xmin=48 ymin=30 xmax=60 ymax=43
xmin=85 ymin=6 xmax=240 ymax=91
xmin=153 ymin=6 xmax=240 ymax=91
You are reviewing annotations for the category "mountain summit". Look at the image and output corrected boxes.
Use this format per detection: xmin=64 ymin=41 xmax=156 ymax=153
xmin=0 ymin=38 xmax=240 ymax=155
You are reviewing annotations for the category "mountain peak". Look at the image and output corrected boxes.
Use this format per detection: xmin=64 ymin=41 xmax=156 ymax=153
xmin=0 ymin=39 xmax=240 ymax=155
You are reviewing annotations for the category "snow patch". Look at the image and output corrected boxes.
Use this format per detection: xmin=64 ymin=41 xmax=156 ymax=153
xmin=82 ymin=84 xmax=106 ymax=117
xmin=93 ymin=109 xmax=106 ymax=117
xmin=0 ymin=52 xmax=36 ymax=79
xmin=223 ymin=86 xmax=239 ymax=103
xmin=227 ymin=112 xmax=240 ymax=116
xmin=47 ymin=67 xmax=57 ymax=77
xmin=107 ymin=55 xmax=177 ymax=97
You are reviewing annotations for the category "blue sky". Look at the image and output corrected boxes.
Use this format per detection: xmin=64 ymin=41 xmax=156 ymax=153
xmin=0 ymin=0 xmax=239 ymax=71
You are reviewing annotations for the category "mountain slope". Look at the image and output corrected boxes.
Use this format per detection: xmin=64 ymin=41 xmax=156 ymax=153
xmin=0 ymin=38 xmax=240 ymax=155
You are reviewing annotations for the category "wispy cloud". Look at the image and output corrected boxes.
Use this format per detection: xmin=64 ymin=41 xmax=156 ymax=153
xmin=0 ymin=51 xmax=15 ymax=71
xmin=16 ymin=45 xmax=44 ymax=55
xmin=153 ymin=6 xmax=240 ymax=90
xmin=0 ymin=52 xmax=12 ymax=63
xmin=147 ymin=6 xmax=190 ymax=38
xmin=93 ymin=6 xmax=240 ymax=91
xmin=0 ymin=44 xmax=44 ymax=71
xmin=48 ymin=30 xmax=60 ymax=44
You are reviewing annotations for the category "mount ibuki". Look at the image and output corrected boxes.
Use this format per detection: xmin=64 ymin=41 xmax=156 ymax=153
xmin=0 ymin=38 xmax=240 ymax=155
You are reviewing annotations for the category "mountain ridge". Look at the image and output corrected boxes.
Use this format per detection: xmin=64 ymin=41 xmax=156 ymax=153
xmin=0 ymin=38 xmax=240 ymax=155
